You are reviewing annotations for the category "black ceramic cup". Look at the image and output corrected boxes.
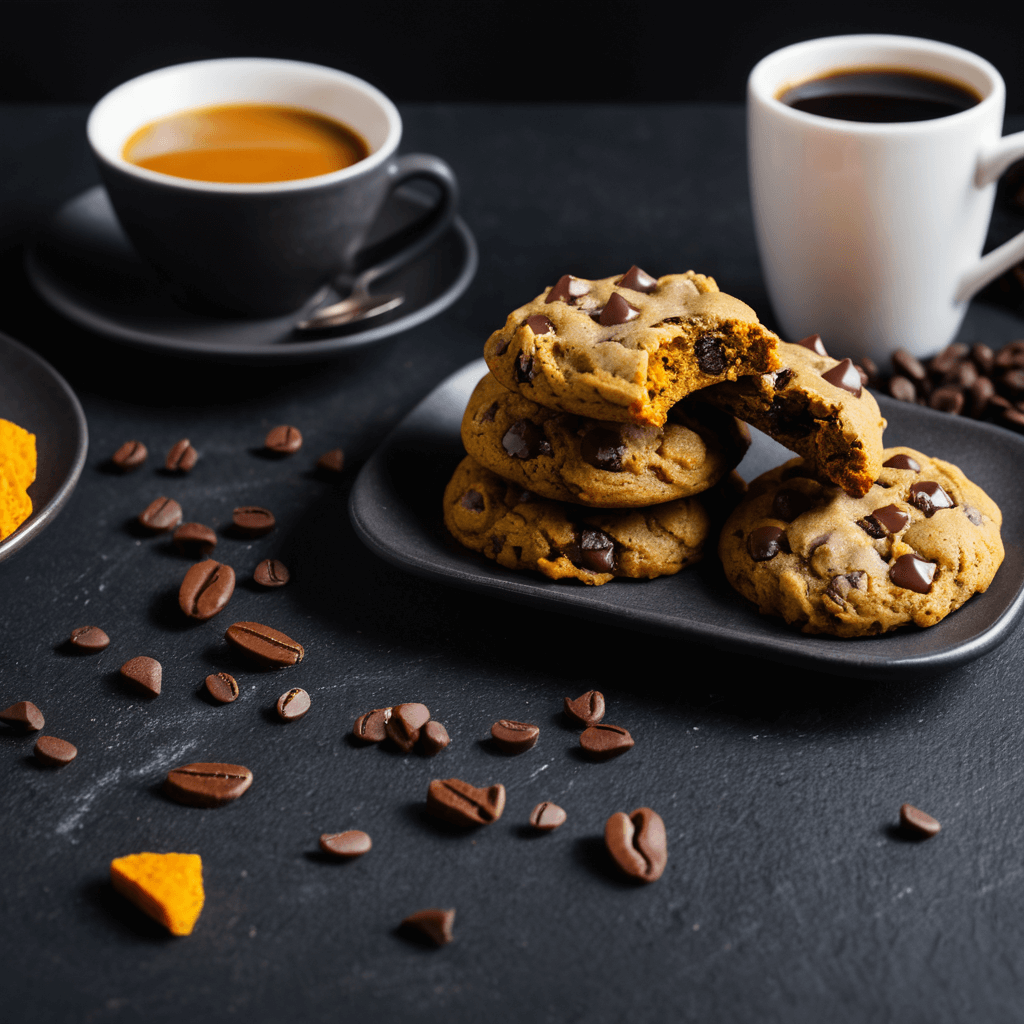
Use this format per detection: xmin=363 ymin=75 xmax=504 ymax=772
xmin=86 ymin=57 xmax=459 ymax=318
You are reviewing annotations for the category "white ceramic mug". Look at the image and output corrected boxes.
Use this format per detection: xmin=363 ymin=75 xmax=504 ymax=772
xmin=748 ymin=35 xmax=1024 ymax=366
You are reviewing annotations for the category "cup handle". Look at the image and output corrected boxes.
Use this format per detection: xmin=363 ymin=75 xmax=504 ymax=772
xmin=955 ymin=130 xmax=1024 ymax=303
xmin=350 ymin=153 xmax=459 ymax=289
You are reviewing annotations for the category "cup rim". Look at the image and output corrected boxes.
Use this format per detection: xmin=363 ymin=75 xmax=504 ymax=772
xmin=87 ymin=56 xmax=402 ymax=194
xmin=748 ymin=33 xmax=1005 ymax=134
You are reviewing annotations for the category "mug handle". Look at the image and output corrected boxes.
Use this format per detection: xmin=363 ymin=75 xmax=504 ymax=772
xmin=349 ymin=153 xmax=460 ymax=289
xmin=955 ymin=130 xmax=1024 ymax=302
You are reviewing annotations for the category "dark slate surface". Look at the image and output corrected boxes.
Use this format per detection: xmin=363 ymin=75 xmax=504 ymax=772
xmin=2 ymin=103 xmax=1024 ymax=1024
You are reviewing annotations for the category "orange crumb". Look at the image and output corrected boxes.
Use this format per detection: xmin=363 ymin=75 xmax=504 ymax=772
xmin=110 ymin=852 xmax=205 ymax=936
xmin=0 ymin=418 xmax=36 ymax=540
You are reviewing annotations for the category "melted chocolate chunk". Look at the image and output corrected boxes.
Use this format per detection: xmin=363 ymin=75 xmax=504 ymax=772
xmin=889 ymin=553 xmax=937 ymax=594
xmin=515 ymin=353 xmax=536 ymax=383
xmin=908 ymin=481 xmax=955 ymax=517
xmin=748 ymin=525 xmax=787 ymax=561
xmin=857 ymin=516 xmax=887 ymax=539
xmin=766 ymin=396 xmax=816 ymax=438
xmin=494 ymin=335 xmax=511 ymax=356
xmin=963 ymin=505 xmax=983 ymax=525
xmin=617 ymin=265 xmax=658 ymax=293
xmin=574 ymin=528 xmax=616 ymax=574
xmin=883 ymin=453 xmax=921 ymax=472
xmin=460 ymin=490 xmax=484 ymax=512
xmin=773 ymin=368 xmax=796 ymax=390
xmin=770 ymin=487 xmax=816 ymax=522
xmin=821 ymin=358 xmax=863 ymax=397
xmin=808 ymin=533 xmax=831 ymax=553
xmin=545 ymin=275 xmax=590 ymax=304
xmin=796 ymin=333 xmax=829 ymax=357
xmin=481 ymin=402 xmax=499 ymax=422
xmin=871 ymin=504 xmax=910 ymax=534
xmin=525 ymin=314 xmax=554 ymax=335
xmin=825 ymin=571 xmax=866 ymax=604
xmin=502 ymin=419 xmax=552 ymax=460
xmin=695 ymin=334 xmax=727 ymax=376
xmin=598 ymin=292 xmax=640 ymax=327
xmin=580 ymin=427 xmax=626 ymax=472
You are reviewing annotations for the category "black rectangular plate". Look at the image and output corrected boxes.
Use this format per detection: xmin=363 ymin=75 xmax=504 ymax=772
xmin=350 ymin=359 xmax=1024 ymax=679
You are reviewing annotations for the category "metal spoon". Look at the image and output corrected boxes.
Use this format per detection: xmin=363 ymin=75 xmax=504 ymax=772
xmin=295 ymin=267 xmax=404 ymax=332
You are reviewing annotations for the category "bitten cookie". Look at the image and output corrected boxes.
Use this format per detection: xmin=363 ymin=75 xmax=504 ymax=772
xmin=718 ymin=447 xmax=1003 ymax=636
xmin=443 ymin=456 xmax=710 ymax=585
xmin=460 ymin=372 xmax=750 ymax=507
xmin=483 ymin=266 xmax=781 ymax=427
xmin=698 ymin=335 xmax=887 ymax=497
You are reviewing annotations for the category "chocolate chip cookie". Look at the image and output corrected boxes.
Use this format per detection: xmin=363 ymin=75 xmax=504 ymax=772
xmin=483 ymin=267 xmax=781 ymax=428
xmin=718 ymin=447 xmax=1004 ymax=636
xmin=460 ymin=372 xmax=750 ymax=508
xmin=697 ymin=336 xmax=887 ymax=498
xmin=443 ymin=456 xmax=710 ymax=585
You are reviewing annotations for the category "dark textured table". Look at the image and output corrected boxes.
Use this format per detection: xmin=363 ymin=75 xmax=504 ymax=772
xmin=3 ymin=103 xmax=1024 ymax=1023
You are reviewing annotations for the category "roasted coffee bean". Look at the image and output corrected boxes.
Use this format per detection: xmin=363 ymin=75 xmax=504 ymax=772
xmin=529 ymin=801 xmax=567 ymax=832
xmin=545 ymin=274 xmax=590 ymax=304
xmin=179 ymin=559 xmax=235 ymax=620
xmin=1002 ymin=408 xmax=1024 ymax=433
xmin=604 ymin=807 xmax=668 ymax=883
xmin=770 ymin=488 xmax=815 ymax=522
xmin=319 ymin=830 xmax=372 ymax=858
xmin=748 ymin=525 xmax=786 ymax=561
xmin=598 ymin=292 xmax=640 ymax=326
xmin=580 ymin=723 xmax=634 ymax=760
xmin=353 ymin=707 xmax=392 ymax=743
xmin=796 ymin=333 xmax=828 ymax=356
xmin=231 ymin=506 xmax=276 ymax=537
xmin=276 ymin=687 xmax=310 ymax=721
xmin=426 ymin=778 xmax=506 ymax=826
xmin=1001 ymin=368 xmax=1024 ymax=397
xmin=0 ymin=700 xmax=44 ymax=731
xmin=316 ymin=448 xmax=345 ymax=473
xmin=883 ymin=453 xmax=921 ymax=472
xmin=889 ymin=552 xmax=937 ymax=593
xmin=929 ymin=386 xmax=964 ymax=414
xmin=69 ymin=625 xmax=109 ymax=652
xmin=490 ymin=719 xmax=540 ymax=754
xmin=892 ymin=349 xmax=927 ymax=382
xmin=205 ymin=672 xmax=239 ymax=704
xmin=386 ymin=702 xmax=431 ymax=752
xmin=888 ymin=375 xmax=917 ymax=402
xmin=946 ymin=360 xmax=977 ymax=389
xmin=111 ymin=440 xmax=147 ymax=471
xmin=165 ymin=439 xmax=198 ymax=472
xmin=173 ymin=522 xmax=217 ymax=557
xmin=34 ymin=735 xmax=77 ymax=767
xmin=969 ymin=376 xmax=996 ymax=417
xmin=617 ymin=265 xmax=658 ymax=293
xmin=821 ymin=358 xmax=863 ymax=397
xmin=564 ymin=689 xmax=605 ymax=728
xmin=225 ymin=621 xmax=304 ymax=667
xmin=695 ymin=334 xmax=726 ymax=375
xmin=900 ymin=803 xmax=941 ymax=838
xmin=971 ymin=343 xmax=995 ymax=375
xmin=858 ymin=355 xmax=879 ymax=383
xmin=120 ymin=656 xmax=162 ymax=697
xmin=908 ymin=480 xmax=955 ymax=516
xmin=265 ymin=424 xmax=302 ymax=454
xmin=930 ymin=343 xmax=968 ymax=376
xmin=401 ymin=908 xmax=455 ymax=947
xmin=502 ymin=419 xmax=552 ymax=460
xmin=139 ymin=497 xmax=183 ymax=532
xmin=419 ymin=720 xmax=451 ymax=756
xmin=580 ymin=427 xmax=626 ymax=472
xmin=254 ymin=559 xmax=289 ymax=587
xmin=164 ymin=762 xmax=253 ymax=807
xmin=524 ymin=314 xmax=554 ymax=335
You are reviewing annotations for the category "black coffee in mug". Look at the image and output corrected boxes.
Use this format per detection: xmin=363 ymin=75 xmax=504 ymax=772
xmin=778 ymin=68 xmax=981 ymax=123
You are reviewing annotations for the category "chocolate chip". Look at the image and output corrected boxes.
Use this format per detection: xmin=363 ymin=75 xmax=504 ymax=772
xmin=164 ymin=762 xmax=253 ymax=807
xmin=173 ymin=522 xmax=217 ymax=557
xmin=525 ymin=314 xmax=554 ymax=335
xmin=748 ymin=525 xmax=786 ymax=561
xmin=205 ymin=672 xmax=239 ymax=704
xmin=770 ymin=488 xmax=815 ymax=522
xmin=564 ymin=690 xmax=605 ymax=728
xmin=765 ymin=395 xmax=816 ymax=437
xmin=139 ymin=497 xmax=183 ymax=533
xmin=224 ymin=621 xmax=304 ymax=667
xmin=695 ymin=334 xmax=727 ymax=376
xmin=576 ymin=528 xmax=616 ymax=574
xmin=857 ymin=516 xmax=887 ymax=539
xmin=232 ymin=506 xmax=275 ymax=537
xmin=773 ymin=368 xmax=796 ymax=390
xmin=480 ymin=402 xmax=498 ymax=423
xmin=386 ymin=702 xmax=431 ymax=752
xmin=892 ymin=350 xmax=927 ymax=382
xmin=580 ymin=427 xmax=626 ymax=472
xmin=276 ymin=687 xmax=310 ymax=721
xmin=501 ymin=419 xmax=552 ymax=460
xmin=883 ymin=454 xmax=921 ymax=472
xmin=34 ymin=735 xmax=77 ymax=767
xmin=419 ymin=720 xmax=451 ymax=756
xmin=963 ymin=505 xmax=983 ymax=526
xmin=824 ymin=572 xmax=866 ymax=605
xmin=69 ymin=625 xmax=110 ymax=652
xmin=319 ymin=830 xmax=372 ymax=858
xmin=871 ymin=504 xmax=910 ymax=534
xmin=908 ymin=481 xmax=955 ymax=517
xmin=889 ymin=553 xmax=937 ymax=593
xmin=317 ymin=448 xmax=345 ymax=473
xmin=265 ymin=425 xmax=302 ymax=454
xmin=120 ymin=656 xmax=162 ymax=697
xmin=426 ymin=778 xmax=506 ymax=826
xmin=929 ymin=386 xmax=964 ymax=414
xmin=604 ymin=807 xmax=667 ymax=883
xmin=460 ymin=489 xmax=485 ymax=512
xmin=111 ymin=440 xmax=147 ymax=471
xmin=580 ymin=723 xmax=634 ymax=760
xmin=529 ymin=802 xmax=567 ymax=831
xmin=254 ymin=559 xmax=289 ymax=587
xmin=821 ymin=358 xmax=863 ymax=397
xmin=401 ymin=908 xmax=455 ymax=946
xmin=165 ymin=439 xmax=198 ymax=472
xmin=490 ymin=719 xmax=539 ymax=754
xmin=353 ymin=708 xmax=391 ymax=744
xmin=0 ymin=700 xmax=44 ymax=731
xmin=796 ymin=333 xmax=828 ymax=356
xmin=617 ymin=265 xmax=658 ymax=293
xmin=598 ymin=292 xmax=640 ymax=327
xmin=899 ymin=803 xmax=941 ymax=838
xmin=179 ymin=559 xmax=236 ymax=620
xmin=515 ymin=353 xmax=536 ymax=383
xmin=545 ymin=275 xmax=590 ymax=304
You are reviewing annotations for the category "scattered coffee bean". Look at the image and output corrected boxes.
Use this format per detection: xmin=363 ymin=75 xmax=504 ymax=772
xmin=419 ymin=720 xmax=451 ymax=756
xmin=400 ymin=908 xmax=455 ymax=947
xmin=179 ymin=559 xmax=236 ymax=620
xmin=139 ymin=497 xmax=183 ymax=533
xmin=111 ymin=440 xmax=147 ymax=471
xmin=165 ymin=439 xmax=198 ymax=472
xmin=173 ymin=522 xmax=217 ymax=557
xmin=225 ymin=621 xmax=304 ymax=667
xmin=265 ymin=425 xmax=302 ymax=454
xmin=888 ymin=375 xmax=917 ymax=402
xmin=164 ymin=762 xmax=253 ymax=807
xmin=0 ymin=700 xmax=44 ymax=731
xmin=900 ymin=803 xmax=941 ymax=838
xmin=580 ymin=723 xmax=634 ymax=760
xmin=490 ymin=719 xmax=540 ymax=754
xmin=317 ymin=448 xmax=345 ymax=473
xmin=254 ymin=559 xmax=289 ymax=587
xmin=529 ymin=801 xmax=567 ymax=832
xmin=68 ymin=625 xmax=109 ymax=652
xmin=34 ymin=735 xmax=77 ymax=767
xmin=564 ymin=690 xmax=605 ymax=728
xmin=892 ymin=349 xmax=927 ymax=382
xmin=604 ymin=807 xmax=668 ymax=882
xmin=276 ymin=687 xmax=310 ymax=721
xmin=205 ymin=672 xmax=239 ymax=704
xmin=386 ymin=702 xmax=431 ymax=753
xmin=319 ymin=830 xmax=372 ymax=858
xmin=232 ymin=506 xmax=275 ymax=537
xmin=426 ymin=778 xmax=506 ymax=826
xmin=120 ymin=656 xmax=162 ymax=697
xmin=353 ymin=707 xmax=391 ymax=743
